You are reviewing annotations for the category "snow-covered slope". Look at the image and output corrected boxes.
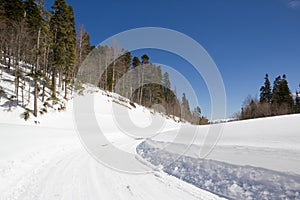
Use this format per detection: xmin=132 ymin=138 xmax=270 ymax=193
xmin=1 ymin=66 xmax=300 ymax=199
xmin=0 ymin=65 xmax=67 ymax=125
xmin=148 ymin=114 xmax=300 ymax=174
xmin=137 ymin=114 xmax=300 ymax=199
xmin=0 ymin=88 xmax=223 ymax=200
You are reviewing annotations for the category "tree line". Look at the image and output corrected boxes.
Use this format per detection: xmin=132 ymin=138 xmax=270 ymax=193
xmin=240 ymin=73 xmax=300 ymax=120
xmin=0 ymin=0 xmax=91 ymax=117
xmin=1 ymin=0 xmax=207 ymax=125
xmin=77 ymin=46 xmax=208 ymax=125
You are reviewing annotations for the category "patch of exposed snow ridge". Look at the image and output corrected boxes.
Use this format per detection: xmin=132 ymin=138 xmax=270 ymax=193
xmin=137 ymin=140 xmax=300 ymax=200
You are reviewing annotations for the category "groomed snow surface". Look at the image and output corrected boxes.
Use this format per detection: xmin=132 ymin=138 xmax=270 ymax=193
xmin=0 ymin=79 xmax=222 ymax=199
xmin=1 ymin=67 xmax=300 ymax=199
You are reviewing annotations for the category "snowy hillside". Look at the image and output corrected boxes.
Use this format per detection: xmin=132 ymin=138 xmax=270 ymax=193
xmin=0 ymin=85 xmax=223 ymax=200
xmin=0 ymin=65 xmax=67 ymax=125
xmin=1 ymin=67 xmax=300 ymax=199
xmin=137 ymin=115 xmax=300 ymax=199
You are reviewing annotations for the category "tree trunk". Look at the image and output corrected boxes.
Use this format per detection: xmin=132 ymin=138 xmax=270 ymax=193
xmin=33 ymin=78 xmax=38 ymax=117
xmin=33 ymin=28 xmax=41 ymax=117
xmin=64 ymin=80 xmax=67 ymax=99
xmin=139 ymin=65 xmax=144 ymax=104
xmin=42 ymin=79 xmax=46 ymax=102
xmin=21 ymin=81 xmax=24 ymax=107
xmin=52 ymin=67 xmax=57 ymax=98
xmin=28 ymin=78 xmax=31 ymax=105
xmin=15 ymin=76 xmax=19 ymax=105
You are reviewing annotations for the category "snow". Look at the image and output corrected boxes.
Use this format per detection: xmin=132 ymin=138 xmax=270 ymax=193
xmin=1 ymin=66 xmax=300 ymax=199
xmin=137 ymin=139 xmax=300 ymax=199
xmin=0 ymin=71 xmax=222 ymax=199
xmin=136 ymin=114 xmax=300 ymax=199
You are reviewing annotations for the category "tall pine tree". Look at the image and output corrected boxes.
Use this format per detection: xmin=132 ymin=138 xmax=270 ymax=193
xmin=49 ymin=0 xmax=75 ymax=98
xmin=260 ymin=73 xmax=272 ymax=104
xmin=64 ymin=6 xmax=76 ymax=99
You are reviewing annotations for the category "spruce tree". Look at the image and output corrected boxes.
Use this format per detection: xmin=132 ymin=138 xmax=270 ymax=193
xmin=2 ymin=0 xmax=25 ymax=22
xmin=64 ymin=6 xmax=76 ymax=99
xmin=272 ymin=76 xmax=282 ymax=106
xmin=49 ymin=0 xmax=69 ymax=98
xmin=24 ymin=0 xmax=43 ymax=30
xmin=280 ymin=74 xmax=294 ymax=111
xmin=163 ymin=72 xmax=171 ymax=112
xmin=295 ymin=91 xmax=300 ymax=113
xmin=141 ymin=54 xmax=149 ymax=64
xmin=272 ymin=74 xmax=293 ymax=114
xmin=260 ymin=73 xmax=272 ymax=104
xmin=181 ymin=93 xmax=191 ymax=121
xmin=192 ymin=106 xmax=201 ymax=124
xmin=153 ymin=65 xmax=163 ymax=104
xmin=132 ymin=56 xmax=141 ymax=67
xmin=163 ymin=72 xmax=171 ymax=92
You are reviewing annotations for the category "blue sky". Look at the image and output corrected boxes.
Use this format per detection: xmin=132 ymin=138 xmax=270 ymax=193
xmin=46 ymin=0 xmax=300 ymax=119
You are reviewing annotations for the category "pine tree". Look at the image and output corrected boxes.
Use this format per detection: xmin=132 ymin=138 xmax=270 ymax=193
xmin=181 ymin=93 xmax=191 ymax=121
xmin=153 ymin=65 xmax=163 ymax=104
xmin=272 ymin=76 xmax=282 ymax=106
xmin=24 ymin=0 xmax=43 ymax=30
xmin=141 ymin=54 xmax=149 ymax=64
xmin=163 ymin=72 xmax=171 ymax=112
xmin=2 ymin=0 xmax=25 ymax=22
xmin=260 ymin=73 xmax=272 ymax=104
xmin=3 ymin=0 xmax=26 ymax=71
xmin=64 ymin=6 xmax=76 ymax=99
xmin=272 ymin=74 xmax=293 ymax=114
xmin=132 ymin=56 xmax=141 ymax=67
xmin=295 ymin=90 xmax=300 ymax=113
xmin=163 ymin=72 xmax=171 ymax=92
xmin=192 ymin=106 xmax=201 ymax=124
xmin=280 ymin=74 xmax=294 ymax=111
xmin=24 ymin=0 xmax=45 ymax=116
xmin=49 ymin=0 xmax=70 ymax=98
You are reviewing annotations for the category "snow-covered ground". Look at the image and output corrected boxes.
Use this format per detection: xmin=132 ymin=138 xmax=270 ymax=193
xmin=137 ymin=115 xmax=300 ymax=199
xmin=1 ymin=67 xmax=300 ymax=199
xmin=0 ymin=84 xmax=223 ymax=199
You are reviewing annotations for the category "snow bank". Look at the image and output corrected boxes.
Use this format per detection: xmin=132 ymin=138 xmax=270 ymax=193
xmin=137 ymin=140 xmax=300 ymax=200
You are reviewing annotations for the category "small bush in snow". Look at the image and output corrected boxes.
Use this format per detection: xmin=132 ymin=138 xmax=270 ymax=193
xmin=39 ymin=107 xmax=48 ymax=115
xmin=23 ymin=108 xmax=31 ymax=121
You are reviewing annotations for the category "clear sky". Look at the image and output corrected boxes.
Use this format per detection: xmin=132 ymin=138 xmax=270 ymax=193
xmin=46 ymin=0 xmax=300 ymax=119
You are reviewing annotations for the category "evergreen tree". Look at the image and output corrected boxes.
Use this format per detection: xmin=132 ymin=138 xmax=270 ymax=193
xmin=24 ymin=0 xmax=43 ymax=30
xmin=163 ymin=72 xmax=171 ymax=112
xmin=192 ymin=106 xmax=201 ymax=124
xmin=24 ymin=0 xmax=45 ymax=116
xmin=2 ymin=0 xmax=25 ymax=22
xmin=163 ymin=72 xmax=171 ymax=92
xmin=141 ymin=54 xmax=149 ymax=64
xmin=49 ymin=0 xmax=70 ymax=98
xmin=272 ymin=76 xmax=282 ymax=106
xmin=153 ymin=65 xmax=163 ymax=104
xmin=271 ymin=75 xmax=293 ymax=114
xmin=64 ymin=5 xmax=76 ymax=99
xmin=295 ymin=90 xmax=300 ymax=113
xmin=280 ymin=74 xmax=294 ymax=110
xmin=132 ymin=56 xmax=141 ymax=67
xmin=260 ymin=73 xmax=272 ymax=104
xmin=181 ymin=93 xmax=191 ymax=121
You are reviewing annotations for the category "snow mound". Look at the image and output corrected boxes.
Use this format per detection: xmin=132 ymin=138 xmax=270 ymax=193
xmin=137 ymin=140 xmax=300 ymax=200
